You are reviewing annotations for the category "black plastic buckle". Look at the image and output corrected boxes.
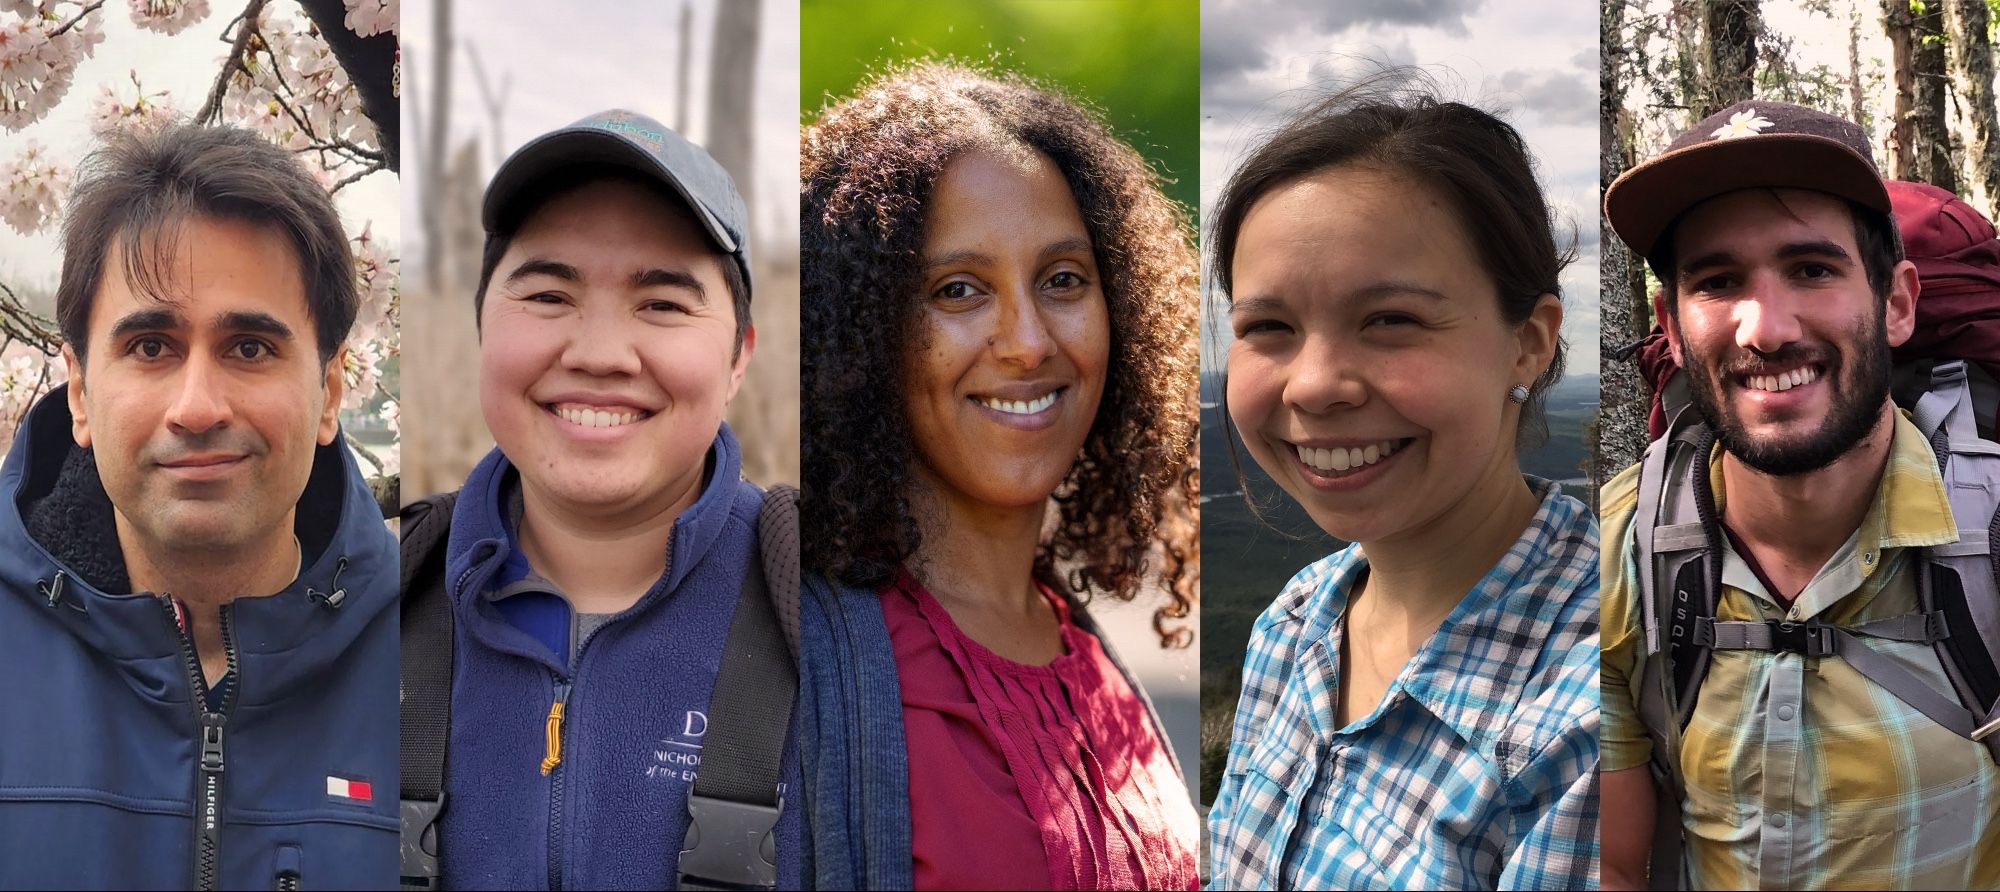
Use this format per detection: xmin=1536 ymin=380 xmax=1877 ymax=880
xmin=678 ymin=795 xmax=780 ymax=891
xmin=400 ymin=795 xmax=445 ymax=891
xmin=1768 ymin=621 xmax=1835 ymax=657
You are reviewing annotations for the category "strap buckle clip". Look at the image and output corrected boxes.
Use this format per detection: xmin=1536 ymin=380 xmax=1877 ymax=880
xmin=1769 ymin=621 xmax=1837 ymax=658
xmin=399 ymin=795 xmax=445 ymax=891
xmin=678 ymin=794 xmax=781 ymax=890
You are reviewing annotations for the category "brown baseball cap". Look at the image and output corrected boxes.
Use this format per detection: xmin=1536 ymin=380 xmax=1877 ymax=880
xmin=1604 ymin=99 xmax=1890 ymax=258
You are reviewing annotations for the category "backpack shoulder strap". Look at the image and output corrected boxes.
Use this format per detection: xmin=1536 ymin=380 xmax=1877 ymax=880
xmin=1631 ymin=411 xmax=1718 ymax=891
xmin=1912 ymin=361 xmax=2000 ymax=756
xmin=399 ymin=490 xmax=458 ymax=892
xmin=678 ymin=484 xmax=800 ymax=891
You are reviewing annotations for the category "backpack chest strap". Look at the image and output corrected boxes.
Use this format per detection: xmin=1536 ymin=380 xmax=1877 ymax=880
xmin=1698 ymin=612 xmax=1983 ymax=739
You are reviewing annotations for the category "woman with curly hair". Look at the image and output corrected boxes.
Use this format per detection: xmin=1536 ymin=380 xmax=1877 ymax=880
xmin=797 ymin=61 xmax=1201 ymax=891
xmin=1204 ymin=81 xmax=1599 ymax=891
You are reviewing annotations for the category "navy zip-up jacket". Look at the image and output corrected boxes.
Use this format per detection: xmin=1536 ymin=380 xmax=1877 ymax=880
xmin=437 ymin=424 xmax=803 ymax=890
xmin=0 ymin=390 xmax=400 ymax=890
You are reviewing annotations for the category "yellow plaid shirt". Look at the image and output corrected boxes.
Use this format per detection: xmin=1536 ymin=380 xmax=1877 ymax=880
xmin=1602 ymin=411 xmax=2000 ymax=890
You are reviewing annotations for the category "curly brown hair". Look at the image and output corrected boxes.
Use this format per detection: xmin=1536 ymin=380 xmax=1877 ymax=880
xmin=801 ymin=61 xmax=1199 ymax=647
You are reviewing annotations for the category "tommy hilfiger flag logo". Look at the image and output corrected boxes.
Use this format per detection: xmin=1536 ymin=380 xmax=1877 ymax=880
xmin=326 ymin=776 xmax=373 ymax=803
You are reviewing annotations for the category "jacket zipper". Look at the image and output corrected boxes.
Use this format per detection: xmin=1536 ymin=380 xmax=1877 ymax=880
xmin=162 ymin=597 xmax=239 ymax=892
xmin=545 ymin=679 xmax=572 ymax=892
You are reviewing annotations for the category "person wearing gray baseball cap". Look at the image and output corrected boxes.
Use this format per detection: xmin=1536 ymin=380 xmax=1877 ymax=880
xmin=396 ymin=109 xmax=802 ymax=891
xmin=1600 ymin=99 xmax=2000 ymax=890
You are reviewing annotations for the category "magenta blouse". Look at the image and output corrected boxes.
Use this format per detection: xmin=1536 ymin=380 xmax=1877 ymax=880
xmin=880 ymin=569 xmax=1200 ymax=891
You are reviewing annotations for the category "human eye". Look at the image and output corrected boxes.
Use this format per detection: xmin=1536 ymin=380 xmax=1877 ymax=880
xmin=641 ymin=299 xmax=689 ymax=314
xmin=126 ymin=335 xmax=174 ymax=361
xmin=1043 ymin=270 xmax=1089 ymax=293
xmin=1231 ymin=316 xmax=1291 ymax=338
xmin=1689 ymin=273 xmax=1737 ymax=294
xmin=1795 ymin=262 xmax=1837 ymax=281
xmin=1364 ymin=312 xmax=1421 ymax=329
xmin=229 ymin=339 xmax=277 ymax=361
xmin=932 ymin=280 xmax=983 ymax=302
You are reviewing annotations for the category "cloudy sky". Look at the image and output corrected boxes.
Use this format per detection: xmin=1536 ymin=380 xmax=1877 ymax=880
xmin=1199 ymin=0 xmax=1600 ymax=378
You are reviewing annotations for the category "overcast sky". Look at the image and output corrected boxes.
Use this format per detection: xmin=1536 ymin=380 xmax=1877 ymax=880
xmin=1199 ymin=0 xmax=1599 ymax=378
xmin=399 ymin=0 xmax=800 ymax=274
xmin=0 ymin=2 xmax=399 ymax=293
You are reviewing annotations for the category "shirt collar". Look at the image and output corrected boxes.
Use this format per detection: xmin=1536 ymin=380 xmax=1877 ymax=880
xmin=1707 ymin=409 xmax=1956 ymax=567
xmin=1289 ymin=477 xmax=1598 ymax=748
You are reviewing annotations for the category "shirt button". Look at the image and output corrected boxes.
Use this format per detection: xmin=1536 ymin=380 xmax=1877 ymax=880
xmin=1771 ymin=813 xmax=1788 ymax=828
xmin=1777 ymin=705 xmax=1795 ymax=721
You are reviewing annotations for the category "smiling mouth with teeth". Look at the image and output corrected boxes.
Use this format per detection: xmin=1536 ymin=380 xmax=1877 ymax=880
xmin=1293 ymin=438 xmax=1412 ymax=476
xmin=548 ymin=403 xmax=653 ymax=429
xmin=973 ymin=388 xmax=1063 ymax=416
xmin=1741 ymin=365 xmax=1821 ymax=394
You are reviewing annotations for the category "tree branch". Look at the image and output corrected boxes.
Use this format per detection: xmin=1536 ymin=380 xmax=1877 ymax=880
xmin=46 ymin=0 xmax=107 ymax=38
xmin=196 ymin=0 xmax=271 ymax=125
xmin=328 ymin=160 xmax=385 ymax=193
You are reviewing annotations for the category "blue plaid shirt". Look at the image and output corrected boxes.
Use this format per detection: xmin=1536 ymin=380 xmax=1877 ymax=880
xmin=1207 ymin=477 xmax=1600 ymax=890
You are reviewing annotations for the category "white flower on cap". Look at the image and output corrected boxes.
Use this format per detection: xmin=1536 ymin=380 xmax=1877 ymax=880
xmin=1711 ymin=108 xmax=1775 ymax=140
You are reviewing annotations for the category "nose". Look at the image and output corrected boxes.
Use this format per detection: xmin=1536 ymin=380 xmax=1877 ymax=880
xmin=1283 ymin=333 xmax=1367 ymax=415
xmin=560 ymin=301 xmax=645 ymax=377
xmin=1733 ymin=276 xmax=1804 ymax=355
xmin=989 ymin=288 xmax=1058 ymax=370
xmin=163 ymin=354 xmax=231 ymax=434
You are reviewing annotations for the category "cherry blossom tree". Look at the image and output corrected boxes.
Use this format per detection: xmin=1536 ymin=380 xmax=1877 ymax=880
xmin=0 ymin=0 xmax=399 ymax=509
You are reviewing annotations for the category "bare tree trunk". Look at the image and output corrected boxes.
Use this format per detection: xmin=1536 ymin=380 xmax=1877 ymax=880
xmin=1948 ymin=0 xmax=1999 ymax=207
xmin=423 ymin=0 xmax=453 ymax=294
xmin=1884 ymin=0 xmax=1918 ymax=180
xmin=706 ymin=0 xmax=761 ymax=216
xmin=677 ymin=1 xmax=693 ymax=135
xmin=1910 ymin=0 xmax=1956 ymax=191
xmin=1701 ymin=0 xmax=1760 ymax=117
xmin=1601 ymin=0 xmax=1651 ymax=480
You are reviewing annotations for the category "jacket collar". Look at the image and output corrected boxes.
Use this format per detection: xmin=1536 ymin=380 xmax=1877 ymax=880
xmin=0 ymin=387 xmax=399 ymax=706
xmin=442 ymin=422 xmax=748 ymax=666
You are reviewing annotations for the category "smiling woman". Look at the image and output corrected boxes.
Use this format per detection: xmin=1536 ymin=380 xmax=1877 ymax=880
xmin=798 ymin=61 xmax=1201 ymax=891
xmin=1204 ymin=81 xmax=1601 ymax=891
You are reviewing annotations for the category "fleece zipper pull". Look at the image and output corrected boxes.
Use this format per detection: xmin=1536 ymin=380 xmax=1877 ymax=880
xmin=540 ymin=682 xmax=571 ymax=775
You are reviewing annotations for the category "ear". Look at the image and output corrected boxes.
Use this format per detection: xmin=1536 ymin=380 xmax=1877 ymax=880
xmin=1883 ymin=258 xmax=1920 ymax=348
xmin=725 ymin=323 xmax=756 ymax=404
xmin=1512 ymin=293 xmax=1563 ymax=386
xmin=318 ymin=345 xmax=347 ymax=446
xmin=1656 ymin=290 xmax=1685 ymax=367
xmin=62 ymin=344 xmax=89 ymax=449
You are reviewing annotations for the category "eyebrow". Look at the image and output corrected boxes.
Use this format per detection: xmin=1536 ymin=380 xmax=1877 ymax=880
xmin=1229 ymin=281 xmax=1450 ymax=316
xmin=218 ymin=311 xmax=296 ymax=341
xmin=107 ymin=307 xmax=295 ymax=342
xmin=505 ymin=258 xmax=582 ymax=284
xmin=632 ymin=267 xmax=708 ymax=305
xmin=921 ymin=236 xmax=1096 ymax=274
xmin=108 ymin=307 xmax=185 ymax=341
xmin=1679 ymin=239 xmax=1853 ymax=277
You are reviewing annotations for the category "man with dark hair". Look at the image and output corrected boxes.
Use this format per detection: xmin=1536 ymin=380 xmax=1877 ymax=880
xmin=397 ymin=109 xmax=800 ymax=891
xmin=1599 ymin=101 xmax=2000 ymax=889
xmin=0 ymin=124 xmax=399 ymax=890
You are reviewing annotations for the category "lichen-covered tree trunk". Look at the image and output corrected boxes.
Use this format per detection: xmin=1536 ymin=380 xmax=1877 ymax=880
xmin=1701 ymin=0 xmax=1760 ymax=116
xmin=1601 ymin=0 xmax=1651 ymax=482
xmin=1884 ymin=0 xmax=1919 ymax=180
xmin=1910 ymin=0 xmax=1957 ymax=191
xmin=1947 ymin=0 xmax=1999 ymax=207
